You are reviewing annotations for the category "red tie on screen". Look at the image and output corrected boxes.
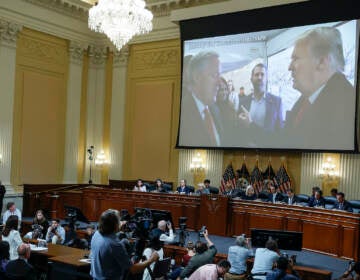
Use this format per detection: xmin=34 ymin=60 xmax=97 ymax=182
xmin=294 ymin=98 xmax=310 ymax=126
xmin=203 ymin=107 xmax=217 ymax=145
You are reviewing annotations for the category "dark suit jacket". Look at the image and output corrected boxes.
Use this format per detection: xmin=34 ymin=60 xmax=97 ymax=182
xmin=282 ymin=195 xmax=300 ymax=205
xmin=179 ymin=93 xmax=224 ymax=147
xmin=308 ymin=196 xmax=325 ymax=207
xmin=176 ymin=186 xmax=191 ymax=194
xmin=285 ymin=73 xmax=355 ymax=149
xmin=334 ymin=200 xmax=353 ymax=212
xmin=238 ymin=92 xmax=284 ymax=132
xmin=268 ymin=192 xmax=283 ymax=203
xmin=5 ymin=259 xmax=37 ymax=280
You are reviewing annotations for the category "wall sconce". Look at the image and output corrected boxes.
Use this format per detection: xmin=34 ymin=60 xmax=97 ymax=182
xmin=319 ymin=156 xmax=339 ymax=178
xmin=190 ymin=153 xmax=205 ymax=173
xmin=319 ymin=155 xmax=340 ymax=195
xmin=95 ymin=150 xmax=110 ymax=166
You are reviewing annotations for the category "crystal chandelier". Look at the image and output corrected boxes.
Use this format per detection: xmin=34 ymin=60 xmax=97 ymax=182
xmin=88 ymin=0 xmax=153 ymax=50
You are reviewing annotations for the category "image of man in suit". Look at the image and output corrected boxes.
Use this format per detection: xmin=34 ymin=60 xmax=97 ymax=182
xmin=334 ymin=192 xmax=353 ymax=212
xmin=237 ymin=63 xmax=283 ymax=147
xmin=286 ymin=26 xmax=355 ymax=149
xmin=179 ymin=51 xmax=223 ymax=147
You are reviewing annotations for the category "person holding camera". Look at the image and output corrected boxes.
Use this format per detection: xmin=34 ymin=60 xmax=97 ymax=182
xmin=251 ymin=238 xmax=279 ymax=279
xmin=339 ymin=261 xmax=360 ymax=280
xmin=226 ymin=235 xmax=251 ymax=279
xmin=24 ymin=210 xmax=49 ymax=240
xmin=46 ymin=219 xmax=65 ymax=245
xmin=266 ymin=256 xmax=299 ymax=280
xmin=150 ymin=220 xmax=175 ymax=244
xmin=179 ymin=229 xmax=217 ymax=279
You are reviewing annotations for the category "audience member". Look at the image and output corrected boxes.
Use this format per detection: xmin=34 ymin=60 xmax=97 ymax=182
xmin=226 ymin=235 xmax=250 ymax=279
xmin=133 ymin=179 xmax=147 ymax=192
xmin=149 ymin=220 xmax=175 ymax=244
xmin=84 ymin=224 xmax=96 ymax=249
xmin=283 ymin=189 xmax=299 ymax=205
xmin=2 ymin=216 xmax=22 ymax=260
xmin=46 ymin=219 xmax=65 ymax=245
xmin=334 ymin=192 xmax=353 ymax=212
xmin=266 ymin=256 xmax=299 ymax=280
xmin=0 ymin=241 xmax=10 ymax=273
xmin=90 ymin=209 xmax=159 ymax=280
xmin=331 ymin=188 xmax=338 ymax=197
xmin=268 ymin=185 xmax=282 ymax=203
xmin=339 ymin=261 xmax=360 ymax=280
xmin=182 ymin=241 xmax=195 ymax=267
xmin=24 ymin=209 xmax=49 ymax=239
xmin=0 ymin=181 xmax=5 ymax=215
xmin=242 ymin=185 xmax=257 ymax=200
xmin=179 ymin=229 xmax=217 ymax=279
xmin=308 ymin=190 xmax=325 ymax=208
xmin=142 ymin=233 xmax=164 ymax=280
xmin=2 ymin=202 xmax=22 ymax=230
xmin=64 ymin=223 xmax=78 ymax=246
xmin=5 ymin=243 xmax=36 ymax=280
xmin=177 ymin=179 xmax=191 ymax=195
xmin=188 ymin=259 xmax=231 ymax=280
xmin=251 ymin=239 xmax=280 ymax=279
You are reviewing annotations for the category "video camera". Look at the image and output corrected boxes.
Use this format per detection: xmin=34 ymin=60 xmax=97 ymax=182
xmin=31 ymin=224 xmax=44 ymax=239
xmin=199 ymin=225 xmax=207 ymax=237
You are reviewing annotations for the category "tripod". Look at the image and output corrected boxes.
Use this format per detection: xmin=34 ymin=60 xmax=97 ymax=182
xmin=178 ymin=227 xmax=189 ymax=247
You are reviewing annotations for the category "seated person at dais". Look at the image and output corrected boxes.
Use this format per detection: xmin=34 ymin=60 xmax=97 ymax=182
xmin=2 ymin=216 xmax=22 ymax=260
xmin=226 ymin=235 xmax=250 ymax=279
xmin=266 ymin=256 xmax=299 ymax=280
xmin=177 ymin=179 xmax=191 ymax=195
xmin=24 ymin=209 xmax=49 ymax=240
xmin=153 ymin=179 xmax=168 ymax=193
xmin=196 ymin=183 xmax=209 ymax=195
xmin=334 ymin=192 xmax=353 ymax=212
xmin=242 ymin=185 xmax=257 ymax=201
xmin=308 ymin=190 xmax=325 ymax=208
xmin=282 ymin=189 xmax=299 ymax=205
xmin=251 ymin=239 xmax=280 ymax=280
xmin=267 ymin=185 xmax=282 ymax=203
xmin=46 ymin=219 xmax=66 ymax=245
xmin=133 ymin=179 xmax=147 ymax=192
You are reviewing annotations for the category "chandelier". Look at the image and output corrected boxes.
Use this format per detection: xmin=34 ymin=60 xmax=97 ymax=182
xmin=88 ymin=0 xmax=153 ymax=50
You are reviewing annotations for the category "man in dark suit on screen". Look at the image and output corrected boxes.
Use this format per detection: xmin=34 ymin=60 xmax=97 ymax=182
xmin=286 ymin=26 xmax=355 ymax=149
xmin=179 ymin=51 xmax=224 ymax=147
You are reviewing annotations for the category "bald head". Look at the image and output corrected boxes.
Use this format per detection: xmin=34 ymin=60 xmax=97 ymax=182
xmin=17 ymin=243 xmax=30 ymax=259
xmin=158 ymin=220 xmax=166 ymax=231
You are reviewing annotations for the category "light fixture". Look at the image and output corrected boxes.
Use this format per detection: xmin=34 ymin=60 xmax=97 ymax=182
xmin=319 ymin=156 xmax=339 ymax=178
xmin=88 ymin=0 xmax=153 ymax=50
xmin=95 ymin=150 xmax=110 ymax=166
xmin=190 ymin=153 xmax=205 ymax=173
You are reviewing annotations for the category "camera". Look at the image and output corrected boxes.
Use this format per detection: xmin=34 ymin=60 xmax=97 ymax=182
xmin=199 ymin=226 xmax=207 ymax=237
xmin=349 ymin=261 xmax=356 ymax=271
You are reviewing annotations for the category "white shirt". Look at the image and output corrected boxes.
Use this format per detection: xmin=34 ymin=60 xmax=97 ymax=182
xmin=2 ymin=230 xmax=23 ymax=260
xmin=2 ymin=209 xmax=22 ymax=229
xmin=159 ymin=229 xmax=175 ymax=243
xmin=142 ymin=247 xmax=164 ymax=280
xmin=308 ymin=84 xmax=326 ymax=104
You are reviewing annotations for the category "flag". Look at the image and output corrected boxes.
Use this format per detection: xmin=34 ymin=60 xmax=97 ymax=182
xmin=236 ymin=162 xmax=250 ymax=190
xmin=274 ymin=164 xmax=291 ymax=193
xmin=262 ymin=162 xmax=276 ymax=190
xmin=250 ymin=163 xmax=264 ymax=194
xmin=220 ymin=164 xmax=236 ymax=194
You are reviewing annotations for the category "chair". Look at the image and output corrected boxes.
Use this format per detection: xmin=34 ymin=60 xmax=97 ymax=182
xmin=147 ymin=184 xmax=156 ymax=192
xmin=209 ymin=186 xmax=219 ymax=194
xmin=162 ymin=184 xmax=172 ymax=192
xmin=257 ymin=192 xmax=269 ymax=201
xmin=324 ymin=196 xmax=337 ymax=205
xmin=296 ymin=194 xmax=310 ymax=207
xmin=349 ymin=200 xmax=360 ymax=214
xmin=147 ymin=257 xmax=171 ymax=280
xmin=187 ymin=186 xmax=195 ymax=193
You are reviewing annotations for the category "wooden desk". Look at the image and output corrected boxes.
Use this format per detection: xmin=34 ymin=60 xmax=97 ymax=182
xmin=23 ymin=185 xmax=360 ymax=260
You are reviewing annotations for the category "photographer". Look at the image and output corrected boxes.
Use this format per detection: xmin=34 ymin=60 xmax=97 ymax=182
xmin=179 ymin=229 xmax=217 ymax=279
xmin=46 ymin=219 xmax=65 ymax=244
xmin=266 ymin=256 xmax=299 ymax=280
xmin=339 ymin=261 xmax=360 ymax=280
xmin=24 ymin=210 xmax=49 ymax=240
xmin=150 ymin=220 xmax=175 ymax=244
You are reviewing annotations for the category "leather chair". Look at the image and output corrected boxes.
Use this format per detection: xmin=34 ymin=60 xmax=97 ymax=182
xmin=349 ymin=200 xmax=360 ymax=213
xmin=209 ymin=186 xmax=219 ymax=194
xmin=187 ymin=186 xmax=195 ymax=193
xmin=258 ymin=192 xmax=269 ymax=201
xmin=162 ymin=184 xmax=172 ymax=192
xmin=324 ymin=196 xmax=337 ymax=210
xmin=296 ymin=194 xmax=310 ymax=206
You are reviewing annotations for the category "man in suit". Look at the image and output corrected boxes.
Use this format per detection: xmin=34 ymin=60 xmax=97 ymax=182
xmin=308 ymin=190 xmax=325 ymax=208
xmin=334 ymin=192 xmax=353 ymax=212
xmin=283 ymin=188 xmax=299 ymax=205
xmin=179 ymin=51 xmax=224 ymax=147
xmin=177 ymin=179 xmax=191 ymax=194
xmin=286 ymin=27 xmax=355 ymax=149
xmin=268 ymin=185 xmax=283 ymax=203
xmin=5 ymin=243 xmax=37 ymax=280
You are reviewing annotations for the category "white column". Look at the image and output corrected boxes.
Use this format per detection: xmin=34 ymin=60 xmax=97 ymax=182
xmin=108 ymin=46 xmax=129 ymax=180
xmin=85 ymin=45 xmax=108 ymax=184
xmin=63 ymin=42 xmax=86 ymax=183
xmin=0 ymin=19 xmax=21 ymax=190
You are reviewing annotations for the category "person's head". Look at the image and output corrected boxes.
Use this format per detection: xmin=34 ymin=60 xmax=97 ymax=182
xmin=315 ymin=190 xmax=323 ymax=200
xmin=155 ymin=179 xmax=163 ymax=187
xmin=246 ymin=185 xmax=255 ymax=196
xmin=6 ymin=202 xmax=15 ymax=212
xmin=86 ymin=224 xmax=95 ymax=235
xmin=17 ymin=243 xmax=31 ymax=260
xmin=51 ymin=219 xmax=60 ymax=228
xmin=158 ymin=220 xmax=167 ymax=231
xmin=276 ymin=256 xmax=290 ymax=270
xmin=288 ymin=27 xmax=344 ymax=97
xmin=180 ymin=179 xmax=186 ymax=187
xmin=286 ymin=188 xmax=294 ymax=198
xmin=251 ymin=63 xmax=267 ymax=94
xmin=269 ymin=185 xmax=276 ymax=194
xmin=0 ymin=241 xmax=10 ymax=261
xmin=265 ymin=238 xmax=278 ymax=252
xmin=136 ymin=179 xmax=143 ymax=187
xmin=195 ymin=241 xmax=208 ymax=254
xmin=189 ymin=51 xmax=220 ymax=106
xmin=331 ymin=188 xmax=338 ymax=197
xmin=5 ymin=215 xmax=18 ymax=231
xmin=35 ymin=210 xmax=46 ymax=222
xmin=98 ymin=209 xmax=120 ymax=235
xmin=217 ymin=259 xmax=231 ymax=277
xmin=186 ymin=241 xmax=194 ymax=251
xmin=148 ymin=232 xmax=163 ymax=251
xmin=336 ymin=192 xmax=345 ymax=203
xmin=312 ymin=186 xmax=320 ymax=196
xmin=204 ymin=179 xmax=210 ymax=188
xmin=235 ymin=235 xmax=247 ymax=247
xmin=239 ymin=86 xmax=245 ymax=96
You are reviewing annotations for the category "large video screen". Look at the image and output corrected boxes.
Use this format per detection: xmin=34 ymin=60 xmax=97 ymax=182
xmin=177 ymin=2 xmax=359 ymax=151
